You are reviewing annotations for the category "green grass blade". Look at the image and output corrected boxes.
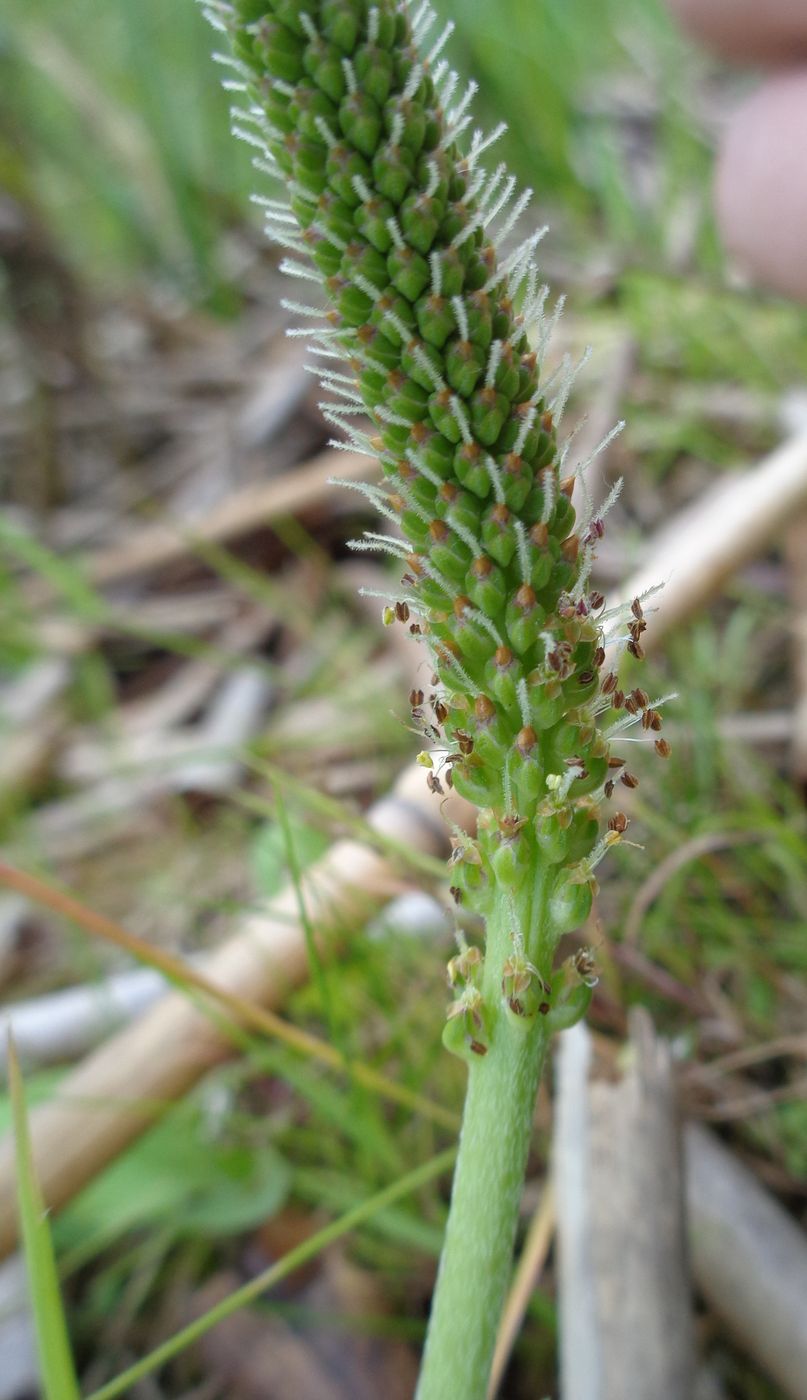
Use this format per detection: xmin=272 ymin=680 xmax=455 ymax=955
xmin=84 ymin=1146 xmax=456 ymax=1400
xmin=7 ymin=1033 xmax=81 ymax=1400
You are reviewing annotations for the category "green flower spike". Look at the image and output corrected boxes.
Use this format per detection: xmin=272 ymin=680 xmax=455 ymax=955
xmin=205 ymin=2 xmax=671 ymax=1395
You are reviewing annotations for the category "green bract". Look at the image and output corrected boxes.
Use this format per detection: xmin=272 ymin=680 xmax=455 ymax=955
xmin=208 ymin=0 xmax=668 ymax=1048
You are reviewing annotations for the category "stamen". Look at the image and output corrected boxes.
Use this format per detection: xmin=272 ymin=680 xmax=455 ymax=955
xmin=403 ymin=63 xmax=425 ymax=102
xmin=514 ymin=402 xmax=537 ymax=456
xmin=430 ymin=250 xmax=444 ymax=297
xmin=341 ymin=58 xmax=358 ymax=95
xmin=466 ymin=121 xmax=508 ymax=168
xmin=517 ymin=677 xmax=532 ymax=729
xmin=352 ymin=173 xmax=373 ymax=203
xmin=314 ymin=115 xmax=338 ymax=148
xmin=450 ymin=394 xmax=473 ymax=444
xmin=425 ymin=160 xmax=441 ymax=198
xmin=514 ymin=520 xmax=531 ymax=585
xmin=231 ymin=124 xmax=269 ymax=153
xmin=451 ymin=295 xmax=469 ymax=342
xmin=540 ymin=468 xmax=557 ymax=524
xmin=427 ymin=20 xmax=455 ymax=66
xmin=495 ymin=186 xmax=533 ymax=244
xmin=279 ymin=257 xmax=320 ymax=282
xmin=484 ymin=454 xmax=506 ymax=504
xmin=389 ymin=108 xmax=405 ymax=146
xmin=483 ymin=173 xmax=516 ymax=230
xmin=447 ymin=512 xmax=482 ymax=557
xmin=485 ymin=339 xmax=503 ymax=389
xmin=386 ymin=216 xmax=406 ymax=250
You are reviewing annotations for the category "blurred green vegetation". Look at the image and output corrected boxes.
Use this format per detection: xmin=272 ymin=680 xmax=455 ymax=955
xmin=1 ymin=0 xmax=713 ymax=299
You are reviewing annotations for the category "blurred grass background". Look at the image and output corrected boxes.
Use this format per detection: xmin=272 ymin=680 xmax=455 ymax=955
xmin=1 ymin=0 xmax=714 ymax=294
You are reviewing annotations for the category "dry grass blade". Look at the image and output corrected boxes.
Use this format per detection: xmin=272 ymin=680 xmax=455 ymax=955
xmin=0 ymin=861 xmax=457 ymax=1131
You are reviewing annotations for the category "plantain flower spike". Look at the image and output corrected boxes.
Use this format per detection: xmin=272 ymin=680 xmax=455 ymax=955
xmin=205 ymin=0 xmax=669 ymax=1050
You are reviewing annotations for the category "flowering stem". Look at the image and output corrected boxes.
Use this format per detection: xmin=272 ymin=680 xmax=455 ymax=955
xmin=203 ymin=4 xmax=670 ymax=1395
xmin=417 ymin=897 xmax=549 ymax=1400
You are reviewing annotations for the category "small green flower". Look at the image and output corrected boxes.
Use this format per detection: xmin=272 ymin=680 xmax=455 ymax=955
xmin=206 ymin=0 xmax=671 ymax=1033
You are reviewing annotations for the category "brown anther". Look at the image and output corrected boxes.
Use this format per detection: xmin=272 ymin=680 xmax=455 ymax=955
xmin=607 ymin=756 xmax=626 ymax=769
xmin=593 ymin=646 xmax=606 ymax=667
xmin=522 ymin=351 xmax=538 ymax=373
xmin=406 ymin=554 xmax=424 ymax=575
xmin=608 ymin=812 xmax=629 ymax=834
xmin=469 ymin=1039 xmax=487 ymax=1056
xmin=409 ymin=623 xmax=422 ymax=635
xmin=402 ymin=573 xmax=416 ymax=586
xmin=429 ymin=518 xmax=449 ymax=542
xmin=474 ymin=694 xmax=497 ymax=724
xmin=655 ymin=737 xmax=672 ymax=758
xmin=627 ymin=639 xmax=645 ymax=660
xmin=631 ymin=598 xmax=644 ymax=620
xmin=530 ymin=522 xmax=549 ymax=548
xmin=621 ymin=771 xmax=639 ymax=789
xmin=453 ymin=594 xmax=472 ymax=619
xmin=631 ymin=688 xmax=649 ymax=708
xmin=388 ymin=493 xmax=405 ymax=513
xmin=456 ymin=729 xmax=474 ymax=754
xmin=495 ymin=645 xmax=514 ymax=670
xmin=590 ymin=591 xmax=605 ymax=611
xmin=577 ymin=670 xmax=595 ymax=686
xmin=560 ymin=475 xmax=575 ymax=499
xmin=561 ymin=534 xmax=580 ymax=563
xmin=410 ymin=689 xmax=424 ymax=707
xmin=395 ymin=601 xmax=410 ymax=622
xmin=516 ymin=725 xmax=537 ymax=756
xmin=427 ymin=771 xmax=444 ymax=795
xmin=508 ymin=997 xmax=525 ymax=1017
xmin=449 ymin=886 xmax=463 ymax=905
xmin=540 ymin=409 xmax=554 ymax=432
xmin=514 ymin=583 xmax=537 ymax=612
xmin=601 ymin=671 xmax=618 ymax=695
xmin=624 ymin=695 xmax=639 ymax=715
xmin=611 ymin=689 xmax=625 ymax=709
xmin=433 ymin=699 xmax=448 ymax=724
xmin=472 ymin=555 xmax=493 ymax=579
xmin=604 ymin=779 xmax=615 ymax=798
xmin=642 ymin=709 xmax=662 ymax=732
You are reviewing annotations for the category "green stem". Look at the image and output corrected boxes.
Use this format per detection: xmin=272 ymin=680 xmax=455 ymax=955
xmin=416 ymin=898 xmax=550 ymax=1400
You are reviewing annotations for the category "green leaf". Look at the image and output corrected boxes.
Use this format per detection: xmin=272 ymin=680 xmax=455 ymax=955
xmin=250 ymin=816 xmax=330 ymax=898
xmin=7 ymin=1034 xmax=81 ymax=1400
xmin=56 ymin=1102 xmax=290 ymax=1257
